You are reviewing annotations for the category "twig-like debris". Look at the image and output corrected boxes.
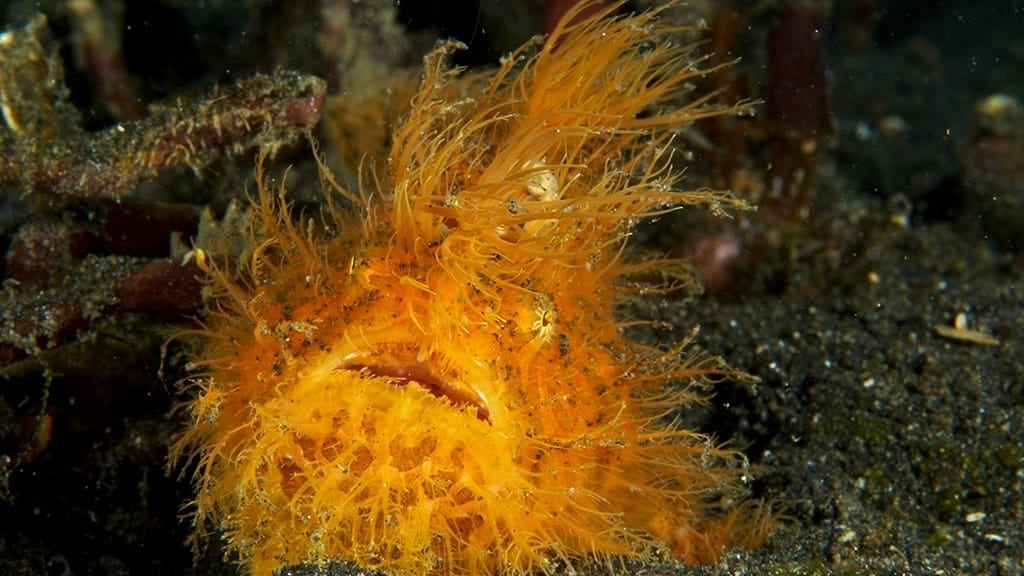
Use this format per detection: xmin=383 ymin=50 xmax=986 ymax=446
xmin=0 ymin=14 xmax=327 ymax=204
xmin=32 ymin=70 xmax=327 ymax=201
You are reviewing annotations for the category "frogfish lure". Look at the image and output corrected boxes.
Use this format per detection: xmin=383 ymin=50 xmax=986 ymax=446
xmin=171 ymin=2 xmax=772 ymax=574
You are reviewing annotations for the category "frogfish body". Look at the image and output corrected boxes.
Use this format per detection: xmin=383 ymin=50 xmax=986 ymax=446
xmin=171 ymin=2 xmax=770 ymax=574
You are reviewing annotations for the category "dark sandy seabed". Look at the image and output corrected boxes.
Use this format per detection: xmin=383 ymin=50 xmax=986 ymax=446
xmin=0 ymin=1 xmax=1020 ymax=575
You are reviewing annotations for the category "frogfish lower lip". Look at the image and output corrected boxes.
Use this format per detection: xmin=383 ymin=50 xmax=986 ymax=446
xmin=340 ymin=360 xmax=491 ymax=423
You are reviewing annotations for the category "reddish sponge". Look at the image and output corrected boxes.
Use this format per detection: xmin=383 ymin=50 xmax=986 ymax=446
xmin=171 ymin=2 xmax=772 ymax=574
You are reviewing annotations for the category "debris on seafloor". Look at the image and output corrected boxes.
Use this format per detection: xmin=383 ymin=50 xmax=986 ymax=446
xmin=934 ymin=312 xmax=1001 ymax=347
xmin=0 ymin=11 xmax=327 ymax=504
xmin=0 ymin=14 xmax=326 ymax=205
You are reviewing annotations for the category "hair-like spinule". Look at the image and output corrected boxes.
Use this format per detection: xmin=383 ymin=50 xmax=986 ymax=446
xmin=171 ymin=2 xmax=772 ymax=574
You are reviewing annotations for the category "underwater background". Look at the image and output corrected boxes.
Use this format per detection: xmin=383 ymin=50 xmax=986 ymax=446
xmin=1 ymin=1 xmax=1021 ymax=574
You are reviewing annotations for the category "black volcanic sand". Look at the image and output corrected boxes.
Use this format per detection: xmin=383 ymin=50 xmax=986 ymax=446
xmin=0 ymin=2 xmax=1020 ymax=575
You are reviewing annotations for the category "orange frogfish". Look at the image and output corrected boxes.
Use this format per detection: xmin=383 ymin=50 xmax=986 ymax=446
xmin=171 ymin=2 xmax=771 ymax=574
